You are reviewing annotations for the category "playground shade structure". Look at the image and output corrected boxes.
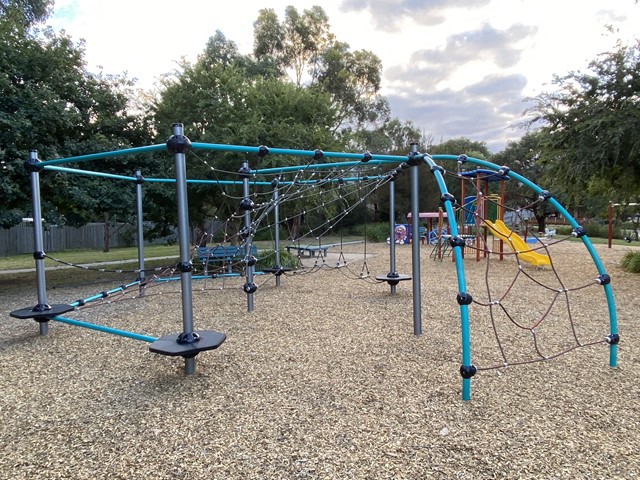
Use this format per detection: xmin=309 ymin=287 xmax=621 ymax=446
xmin=484 ymin=219 xmax=551 ymax=266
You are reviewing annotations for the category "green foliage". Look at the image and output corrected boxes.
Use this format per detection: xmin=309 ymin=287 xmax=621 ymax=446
xmin=582 ymin=221 xmax=620 ymax=239
xmin=528 ymin=41 xmax=640 ymax=206
xmin=255 ymin=248 xmax=302 ymax=271
xmin=554 ymin=225 xmax=573 ymax=236
xmin=253 ymin=6 xmax=389 ymax=137
xmin=349 ymin=221 xmax=389 ymax=243
xmin=621 ymin=250 xmax=640 ymax=273
xmin=0 ymin=0 xmax=52 ymax=27
xmin=0 ymin=11 xmax=152 ymax=229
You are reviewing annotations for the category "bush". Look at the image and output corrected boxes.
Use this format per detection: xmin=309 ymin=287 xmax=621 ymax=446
xmin=349 ymin=222 xmax=389 ymax=243
xmin=621 ymin=251 xmax=640 ymax=273
xmin=256 ymin=248 xmax=302 ymax=271
xmin=554 ymin=225 xmax=573 ymax=236
xmin=582 ymin=222 xmax=620 ymax=239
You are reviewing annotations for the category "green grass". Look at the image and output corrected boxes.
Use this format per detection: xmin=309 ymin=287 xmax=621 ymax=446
xmin=0 ymin=244 xmax=180 ymax=271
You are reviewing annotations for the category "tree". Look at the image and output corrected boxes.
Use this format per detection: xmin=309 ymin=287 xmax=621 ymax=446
xmin=527 ymin=40 xmax=640 ymax=209
xmin=253 ymin=6 xmax=334 ymax=87
xmin=151 ymin=30 xmax=342 ymax=241
xmin=0 ymin=0 xmax=52 ymax=27
xmin=253 ymin=6 xmax=389 ymax=138
xmin=491 ymin=132 xmax=556 ymax=232
xmin=0 ymin=5 xmax=152 ymax=247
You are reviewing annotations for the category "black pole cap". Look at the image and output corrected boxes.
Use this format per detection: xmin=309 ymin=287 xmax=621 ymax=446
xmin=166 ymin=133 xmax=192 ymax=154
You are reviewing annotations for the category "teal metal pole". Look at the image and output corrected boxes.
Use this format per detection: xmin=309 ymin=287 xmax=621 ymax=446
xmin=38 ymin=144 xmax=166 ymax=167
xmin=425 ymin=155 xmax=474 ymax=401
xmin=51 ymin=315 xmax=157 ymax=343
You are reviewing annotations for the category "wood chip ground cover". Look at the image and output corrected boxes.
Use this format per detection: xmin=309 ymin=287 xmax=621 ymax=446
xmin=0 ymin=241 xmax=638 ymax=479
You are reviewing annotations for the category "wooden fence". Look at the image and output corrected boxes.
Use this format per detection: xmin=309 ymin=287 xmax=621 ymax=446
xmin=0 ymin=222 xmax=136 ymax=256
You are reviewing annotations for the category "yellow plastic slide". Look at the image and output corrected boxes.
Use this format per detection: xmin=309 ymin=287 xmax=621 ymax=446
xmin=484 ymin=219 xmax=551 ymax=266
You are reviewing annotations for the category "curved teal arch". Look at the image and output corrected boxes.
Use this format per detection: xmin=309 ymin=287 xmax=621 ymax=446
xmin=428 ymin=154 xmax=618 ymax=400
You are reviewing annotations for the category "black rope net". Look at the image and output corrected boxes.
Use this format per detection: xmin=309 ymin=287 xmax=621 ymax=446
xmin=446 ymin=168 xmax=610 ymax=371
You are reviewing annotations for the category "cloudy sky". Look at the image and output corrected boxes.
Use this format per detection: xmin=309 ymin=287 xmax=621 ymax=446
xmin=49 ymin=1 xmax=638 ymax=152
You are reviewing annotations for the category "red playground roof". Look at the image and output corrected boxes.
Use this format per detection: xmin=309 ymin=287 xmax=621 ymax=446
xmin=406 ymin=212 xmax=448 ymax=219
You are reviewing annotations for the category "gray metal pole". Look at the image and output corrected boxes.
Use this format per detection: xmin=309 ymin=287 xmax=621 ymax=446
xmin=272 ymin=180 xmax=282 ymax=288
xmin=28 ymin=150 xmax=50 ymax=335
xmin=241 ymin=161 xmax=256 ymax=311
xmin=171 ymin=123 xmax=196 ymax=374
xmin=409 ymin=143 xmax=422 ymax=335
xmin=388 ymin=176 xmax=398 ymax=295
xmin=134 ymin=170 xmax=146 ymax=296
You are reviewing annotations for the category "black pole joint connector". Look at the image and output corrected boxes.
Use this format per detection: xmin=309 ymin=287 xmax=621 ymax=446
xmin=238 ymin=165 xmax=251 ymax=178
xmin=457 ymin=154 xmax=468 ymax=164
xmin=460 ymin=364 xmax=477 ymax=379
xmin=243 ymin=282 xmax=258 ymax=294
xmin=246 ymin=255 xmax=257 ymax=267
xmin=457 ymin=292 xmax=473 ymax=305
xmin=177 ymin=331 xmax=200 ymax=344
xmin=449 ymin=236 xmax=466 ymax=249
xmin=361 ymin=151 xmax=372 ymax=162
xmin=166 ymin=134 xmax=192 ymax=154
xmin=177 ymin=261 xmax=193 ymax=273
xmin=24 ymin=158 xmax=44 ymax=173
xmin=498 ymin=166 xmax=510 ymax=176
xmin=33 ymin=250 xmax=46 ymax=260
xmin=430 ymin=165 xmax=445 ymax=175
xmin=538 ymin=190 xmax=552 ymax=202
xmin=76 ymin=299 xmax=86 ymax=306
xmin=605 ymin=333 xmax=620 ymax=345
xmin=135 ymin=173 xmax=145 ymax=184
xmin=239 ymin=198 xmax=255 ymax=211
xmin=441 ymin=193 xmax=455 ymax=204
xmin=572 ymin=226 xmax=587 ymax=238
xmin=271 ymin=178 xmax=280 ymax=189
xmin=596 ymin=273 xmax=611 ymax=286
xmin=257 ymin=145 xmax=270 ymax=157
xmin=406 ymin=151 xmax=422 ymax=166
xmin=313 ymin=149 xmax=324 ymax=160
xmin=100 ymin=291 xmax=109 ymax=298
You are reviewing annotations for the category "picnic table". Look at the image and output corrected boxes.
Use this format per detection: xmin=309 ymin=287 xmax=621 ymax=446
xmin=285 ymin=244 xmax=331 ymax=257
xmin=285 ymin=240 xmax=364 ymax=258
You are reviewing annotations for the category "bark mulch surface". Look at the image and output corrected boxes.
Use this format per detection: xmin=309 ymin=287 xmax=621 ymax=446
xmin=1 ymin=240 xmax=638 ymax=479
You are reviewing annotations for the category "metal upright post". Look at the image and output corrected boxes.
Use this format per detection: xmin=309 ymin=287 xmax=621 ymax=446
xmin=376 ymin=168 xmax=411 ymax=292
xmin=171 ymin=123 xmax=196 ymax=373
xmin=273 ymin=179 xmax=282 ymax=287
xmin=28 ymin=151 xmax=49 ymax=335
xmin=134 ymin=170 xmax=146 ymax=296
xmin=148 ymin=124 xmax=226 ymax=370
xmin=10 ymin=151 xmax=75 ymax=330
xmin=240 ymin=161 xmax=256 ymax=311
xmin=409 ymin=143 xmax=422 ymax=335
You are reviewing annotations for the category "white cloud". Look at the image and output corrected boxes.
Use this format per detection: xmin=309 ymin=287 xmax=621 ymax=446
xmin=48 ymin=0 xmax=638 ymax=152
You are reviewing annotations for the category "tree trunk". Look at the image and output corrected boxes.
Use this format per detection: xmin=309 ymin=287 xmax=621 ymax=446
xmin=103 ymin=211 xmax=110 ymax=252
xmin=287 ymin=214 xmax=303 ymax=240
xmin=536 ymin=214 xmax=546 ymax=234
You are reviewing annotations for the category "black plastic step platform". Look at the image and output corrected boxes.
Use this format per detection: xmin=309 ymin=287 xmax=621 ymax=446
xmin=149 ymin=330 xmax=226 ymax=358
xmin=10 ymin=304 xmax=75 ymax=320
xmin=375 ymin=273 xmax=411 ymax=286
xmin=262 ymin=266 xmax=292 ymax=276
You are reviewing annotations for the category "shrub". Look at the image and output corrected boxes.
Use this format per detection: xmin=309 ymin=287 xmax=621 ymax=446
xmin=256 ymin=248 xmax=302 ymax=271
xmin=621 ymin=251 xmax=640 ymax=273
xmin=349 ymin=222 xmax=389 ymax=242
